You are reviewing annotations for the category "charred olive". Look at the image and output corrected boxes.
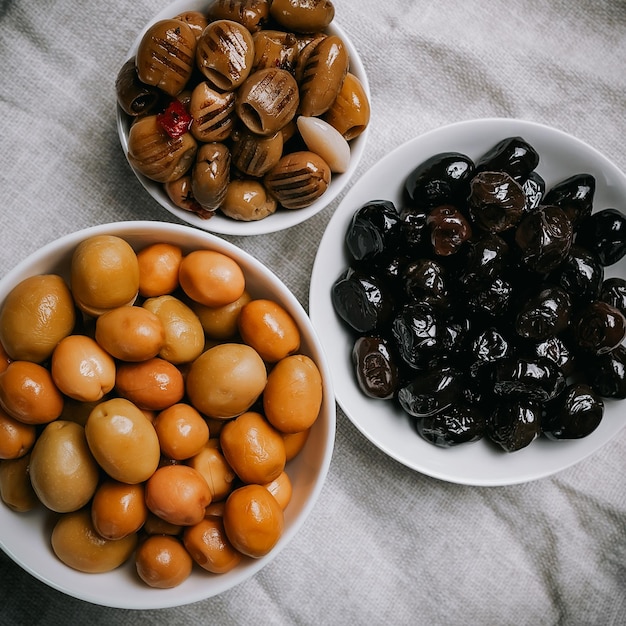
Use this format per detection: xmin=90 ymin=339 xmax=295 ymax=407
xmin=586 ymin=344 xmax=626 ymax=398
xmin=544 ymin=173 xmax=595 ymax=227
xmin=331 ymin=268 xmax=394 ymax=333
xmin=494 ymin=356 xmax=566 ymax=402
xmin=543 ymin=383 xmax=603 ymax=440
xmin=576 ymin=208 xmax=626 ymax=266
xmin=550 ymin=245 xmax=603 ymax=304
xmin=515 ymin=285 xmax=571 ymax=340
xmin=189 ymin=82 xmax=236 ymax=143
xmin=488 ymin=399 xmax=541 ymax=452
xmin=468 ymin=171 xmax=526 ymax=233
xmin=345 ymin=200 xmax=402 ymax=263
xmin=405 ymin=152 xmax=475 ymax=209
xmin=514 ymin=205 xmax=573 ymax=273
xmin=416 ymin=403 xmax=485 ymax=447
xmin=475 ymin=136 xmax=539 ymax=181
xmin=352 ymin=336 xmax=399 ymax=400
xmin=397 ymin=366 xmax=465 ymax=418
xmin=573 ymin=300 xmax=626 ymax=355
xmin=427 ymin=205 xmax=472 ymax=256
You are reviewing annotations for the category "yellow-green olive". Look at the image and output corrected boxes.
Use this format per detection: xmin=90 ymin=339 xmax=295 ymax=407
xmin=270 ymin=0 xmax=335 ymax=33
xmin=230 ymin=127 xmax=283 ymax=177
xmin=189 ymin=81 xmax=236 ymax=143
xmin=221 ymin=179 xmax=277 ymax=221
xmin=323 ymin=72 xmax=371 ymax=140
xmin=0 ymin=274 xmax=75 ymax=363
xmin=51 ymin=508 xmax=138 ymax=573
xmin=173 ymin=10 xmax=209 ymax=39
xmin=208 ymin=0 xmax=270 ymax=33
xmin=252 ymin=29 xmax=298 ymax=72
xmin=192 ymin=142 xmax=231 ymax=211
xmin=29 ymin=420 xmax=100 ymax=512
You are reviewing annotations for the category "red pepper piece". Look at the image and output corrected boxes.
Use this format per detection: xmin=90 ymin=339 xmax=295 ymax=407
xmin=157 ymin=99 xmax=192 ymax=139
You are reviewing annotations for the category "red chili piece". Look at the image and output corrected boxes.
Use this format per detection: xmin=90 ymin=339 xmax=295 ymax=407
xmin=157 ymin=99 xmax=192 ymax=139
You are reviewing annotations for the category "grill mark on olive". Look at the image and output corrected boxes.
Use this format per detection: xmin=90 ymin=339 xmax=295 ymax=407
xmin=215 ymin=23 xmax=249 ymax=76
xmin=151 ymin=35 xmax=193 ymax=74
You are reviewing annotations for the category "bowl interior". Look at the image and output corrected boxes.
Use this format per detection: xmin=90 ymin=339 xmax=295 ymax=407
xmin=116 ymin=0 xmax=371 ymax=236
xmin=0 ymin=221 xmax=335 ymax=609
xmin=310 ymin=117 xmax=626 ymax=487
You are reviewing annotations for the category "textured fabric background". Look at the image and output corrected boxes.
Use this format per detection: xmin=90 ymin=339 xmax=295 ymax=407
xmin=1 ymin=1 xmax=625 ymax=624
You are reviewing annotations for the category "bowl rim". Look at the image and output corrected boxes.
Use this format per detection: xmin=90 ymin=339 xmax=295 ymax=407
xmin=116 ymin=0 xmax=371 ymax=236
xmin=0 ymin=220 xmax=336 ymax=608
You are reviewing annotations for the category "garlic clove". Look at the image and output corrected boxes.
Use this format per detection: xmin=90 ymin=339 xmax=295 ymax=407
xmin=297 ymin=116 xmax=350 ymax=174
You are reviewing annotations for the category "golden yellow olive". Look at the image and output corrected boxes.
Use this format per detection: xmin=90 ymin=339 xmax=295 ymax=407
xmin=183 ymin=516 xmax=242 ymax=574
xmin=135 ymin=534 xmax=193 ymax=589
xmin=0 ymin=454 xmax=39 ymax=512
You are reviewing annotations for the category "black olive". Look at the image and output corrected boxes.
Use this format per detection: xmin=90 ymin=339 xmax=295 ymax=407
xmin=494 ymin=356 xmax=566 ymax=402
xmin=576 ymin=208 xmax=626 ymax=266
xmin=549 ymin=245 xmax=604 ymax=304
xmin=573 ymin=300 xmax=626 ymax=355
xmin=405 ymin=152 xmax=475 ymax=209
xmin=459 ymin=234 xmax=510 ymax=291
xmin=416 ymin=403 xmax=486 ymax=447
xmin=345 ymin=200 xmax=402 ymax=262
xmin=331 ymin=268 xmax=394 ymax=333
xmin=599 ymin=277 xmax=626 ymax=317
xmin=402 ymin=258 xmax=448 ymax=306
xmin=488 ymin=399 xmax=541 ymax=452
xmin=515 ymin=285 xmax=571 ymax=340
xmin=391 ymin=302 xmax=440 ymax=369
xmin=397 ymin=366 xmax=465 ymax=417
xmin=469 ymin=171 xmax=527 ymax=233
xmin=426 ymin=204 xmax=472 ymax=256
xmin=532 ymin=335 xmax=576 ymax=377
xmin=465 ymin=277 xmax=514 ymax=319
xmin=475 ymin=136 xmax=540 ymax=181
xmin=399 ymin=206 xmax=429 ymax=253
xmin=542 ymin=383 xmax=603 ymax=440
xmin=514 ymin=205 xmax=573 ymax=273
xmin=521 ymin=171 xmax=546 ymax=212
xmin=586 ymin=344 xmax=626 ymax=398
xmin=352 ymin=336 xmax=399 ymax=400
xmin=544 ymin=173 xmax=595 ymax=227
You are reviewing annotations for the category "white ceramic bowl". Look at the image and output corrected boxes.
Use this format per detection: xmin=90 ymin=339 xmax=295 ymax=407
xmin=116 ymin=0 xmax=370 ymax=236
xmin=0 ymin=221 xmax=335 ymax=608
xmin=310 ymin=117 xmax=626 ymax=487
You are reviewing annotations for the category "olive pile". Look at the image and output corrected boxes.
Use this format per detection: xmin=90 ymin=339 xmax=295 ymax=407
xmin=332 ymin=136 xmax=626 ymax=452
xmin=0 ymin=234 xmax=323 ymax=588
xmin=116 ymin=0 xmax=370 ymax=221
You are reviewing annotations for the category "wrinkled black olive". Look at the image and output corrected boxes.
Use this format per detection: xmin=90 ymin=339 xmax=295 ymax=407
xmin=521 ymin=171 xmax=545 ymax=212
xmin=465 ymin=277 xmax=514 ymax=318
xmin=459 ymin=234 xmax=510 ymax=290
xmin=544 ymin=173 xmax=595 ymax=227
xmin=488 ymin=399 xmax=541 ymax=452
xmin=576 ymin=208 xmax=626 ymax=266
xmin=416 ymin=403 xmax=486 ymax=447
xmin=550 ymin=245 xmax=604 ymax=304
xmin=469 ymin=171 xmax=527 ymax=233
xmin=397 ymin=366 xmax=465 ymax=417
xmin=587 ymin=344 xmax=626 ymax=398
xmin=345 ymin=200 xmax=402 ymax=262
xmin=515 ymin=286 xmax=571 ymax=340
xmin=600 ymin=277 xmax=626 ymax=317
xmin=391 ymin=302 xmax=440 ymax=369
xmin=543 ymin=383 xmax=603 ymax=440
xmin=352 ymin=336 xmax=399 ymax=400
xmin=471 ymin=327 xmax=511 ymax=363
xmin=405 ymin=152 xmax=475 ymax=208
xmin=494 ymin=356 xmax=566 ymax=402
xmin=573 ymin=300 xmax=626 ymax=355
xmin=514 ymin=205 xmax=573 ymax=273
xmin=402 ymin=258 xmax=448 ymax=306
xmin=439 ymin=316 xmax=471 ymax=354
xmin=426 ymin=205 xmax=472 ymax=255
xmin=533 ymin=336 xmax=576 ymax=377
xmin=476 ymin=136 xmax=540 ymax=181
xmin=399 ymin=207 xmax=429 ymax=253
xmin=331 ymin=268 xmax=394 ymax=333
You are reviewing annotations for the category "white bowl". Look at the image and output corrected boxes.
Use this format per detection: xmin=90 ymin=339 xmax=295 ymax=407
xmin=116 ymin=0 xmax=370 ymax=236
xmin=0 ymin=221 xmax=335 ymax=608
xmin=310 ymin=117 xmax=626 ymax=487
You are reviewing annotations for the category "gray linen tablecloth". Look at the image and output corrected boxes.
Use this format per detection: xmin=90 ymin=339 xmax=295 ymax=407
xmin=1 ymin=1 xmax=625 ymax=624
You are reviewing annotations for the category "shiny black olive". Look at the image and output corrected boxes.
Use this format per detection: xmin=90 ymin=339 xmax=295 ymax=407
xmin=465 ymin=277 xmax=514 ymax=319
xmin=475 ymin=136 xmax=540 ymax=181
xmin=542 ymin=383 xmax=603 ymax=440
xmin=544 ymin=173 xmax=595 ymax=227
xmin=439 ymin=315 xmax=471 ymax=354
xmin=586 ymin=344 xmax=626 ymax=398
xmin=600 ymin=277 xmax=626 ymax=317
xmin=459 ymin=234 xmax=510 ymax=290
xmin=521 ymin=171 xmax=545 ymax=212
xmin=404 ymin=152 xmax=475 ymax=209
xmin=352 ymin=336 xmax=399 ymax=400
xmin=397 ymin=366 xmax=465 ymax=417
xmin=391 ymin=302 xmax=440 ymax=369
xmin=331 ymin=268 xmax=394 ymax=333
xmin=345 ymin=200 xmax=402 ymax=262
xmin=399 ymin=206 xmax=429 ymax=253
xmin=515 ymin=285 xmax=571 ymax=340
xmin=469 ymin=171 xmax=527 ymax=233
xmin=533 ymin=335 xmax=576 ymax=377
xmin=514 ymin=205 xmax=573 ymax=273
xmin=488 ymin=399 xmax=541 ymax=452
xmin=402 ymin=258 xmax=448 ymax=306
xmin=549 ymin=245 xmax=604 ymax=304
xmin=573 ymin=300 xmax=626 ymax=355
xmin=416 ymin=403 xmax=486 ymax=447
xmin=576 ymin=208 xmax=626 ymax=266
xmin=471 ymin=327 xmax=511 ymax=363
xmin=494 ymin=356 xmax=566 ymax=402
xmin=426 ymin=204 xmax=472 ymax=256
